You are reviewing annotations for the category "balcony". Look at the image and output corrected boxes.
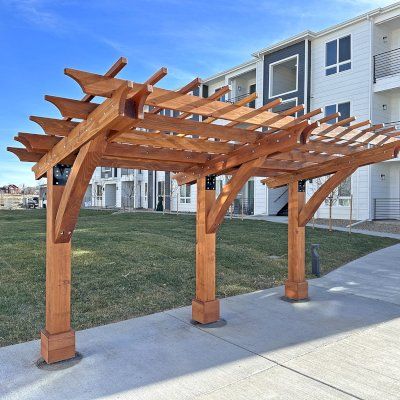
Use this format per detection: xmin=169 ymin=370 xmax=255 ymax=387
xmin=225 ymin=92 xmax=256 ymax=108
xmin=383 ymin=120 xmax=400 ymax=130
xmin=373 ymin=48 xmax=400 ymax=92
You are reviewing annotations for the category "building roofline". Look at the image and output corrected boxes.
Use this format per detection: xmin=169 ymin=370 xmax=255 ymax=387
xmin=202 ymin=2 xmax=400 ymax=84
xmin=202 ymin=58 xmax=257 ymax=83
xmin=252 ymin=1 xmax=400 ymax=57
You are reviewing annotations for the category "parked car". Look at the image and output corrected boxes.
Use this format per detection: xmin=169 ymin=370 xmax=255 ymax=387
xmin=27 ymin=197 xmax=39 ymax=209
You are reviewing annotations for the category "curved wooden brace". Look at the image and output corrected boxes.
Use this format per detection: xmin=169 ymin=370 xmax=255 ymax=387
xmin=7 ymin=147 xmax=42 ymax=162
xmin=54 ymin=136 xmax=107 ymax=243
xmin=300 ymin=121 xmax=320 ymax=143
xmin=206 ymin=157 xmax=265 ymax=234
xmin=30 ymin=116 xmax=78 ymax=136
xmin=64 ymin=68 xmax=128 ymax=98
xmin=45 ymin=95 xmax=98 ymax=120
xmin=128 ymin=84 xmax=153 ymax=119
xmin=14 ymin=135 xmax=32 ymax=152
xmin=298 ymin=168 xmax=357 ymax=227
xmin=17 ymin=132 xmax=61 ymax=152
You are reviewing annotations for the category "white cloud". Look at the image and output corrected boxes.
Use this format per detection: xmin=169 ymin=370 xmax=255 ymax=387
xmin=4 ymin=0 xmax=60 ymax=30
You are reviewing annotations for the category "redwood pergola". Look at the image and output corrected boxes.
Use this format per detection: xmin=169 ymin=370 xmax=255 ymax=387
xmin=8 ymin=58 xmax=400 ymax=364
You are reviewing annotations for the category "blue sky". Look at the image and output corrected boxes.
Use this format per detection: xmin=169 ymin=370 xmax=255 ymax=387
xmin=0 ymin=0 xmax=396 ymax=186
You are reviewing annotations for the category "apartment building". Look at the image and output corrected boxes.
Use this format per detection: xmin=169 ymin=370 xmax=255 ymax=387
xmin=88 ymin=2 xmax=400 ymax=220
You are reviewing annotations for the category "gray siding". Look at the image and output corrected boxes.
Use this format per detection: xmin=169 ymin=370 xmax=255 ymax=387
xmin=148 ymin=170 xmax=153 ymax=209
xmin=263 ymin=40 xmax=307 ymax=114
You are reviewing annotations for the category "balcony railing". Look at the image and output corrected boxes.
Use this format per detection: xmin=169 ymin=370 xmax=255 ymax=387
xmin=373 ymin=47 xmax=400 ymax=82
xmin=374 ymin=198 xmax=400 ymax=220
xmin=225 ymin=92 xmax=256 ymax=108
xmin=382 ymin=120 xmax=400 ymax=130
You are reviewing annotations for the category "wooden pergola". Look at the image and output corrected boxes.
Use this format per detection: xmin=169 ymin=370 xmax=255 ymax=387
xmin=8 ymin=57 xmax=400 ymax=364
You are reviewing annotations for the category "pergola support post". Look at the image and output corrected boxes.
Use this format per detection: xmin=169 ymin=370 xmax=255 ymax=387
xmin=41 ymin=167 xmax=75 ymax=364
xmin=285 ymin=180 xmax=308 ymax=300
xmin=192 ymin=176 xmax=220 ymax=324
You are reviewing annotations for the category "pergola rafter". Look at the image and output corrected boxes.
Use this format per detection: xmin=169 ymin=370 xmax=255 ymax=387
xmin=7 ymin=57 xmax=400 ymax=364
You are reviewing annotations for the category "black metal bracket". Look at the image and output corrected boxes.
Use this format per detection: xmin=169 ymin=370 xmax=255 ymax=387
xmin=53 ymin=164 xmax=72 ymax=186
xmin=205 ymin=174 xmax=216 ymax=190
xmin=298 ymin=179 xmax=306 ymax=192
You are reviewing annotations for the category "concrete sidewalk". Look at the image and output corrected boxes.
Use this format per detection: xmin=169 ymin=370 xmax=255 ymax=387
xmin=1 ymin=245 xmax=400 ymax=399
xmin=244 ymin=214 xmax=400 ymax=240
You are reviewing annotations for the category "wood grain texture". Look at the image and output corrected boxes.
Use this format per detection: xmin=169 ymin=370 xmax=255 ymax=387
xmin=42 ymin=168 xmax=76 ymax=364
xmin=298 ymin=168 xmax=356 ymax=227
xmin=207 ymin=157 xmax=265 ymax=233
xmin=174 ymin=122 xmax=307 ymax=186
xmin=32 ymin=82 xmax=134 ymax=179
xmin=192 ymin=176 xmax=220 ymax=324
xmin=54 ymin=136 xmax=107 ymax=243
xmin=285 ymin=182 xmax=308 ymax=300
xmin=264 ymin=142 xmax=400 ymax=188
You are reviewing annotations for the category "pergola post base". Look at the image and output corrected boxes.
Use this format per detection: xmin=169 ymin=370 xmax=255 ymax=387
xmin=284 ymin=280 xmax=309 ymax=300
xmin=41 ymin=329 xmax=76 ymax=364
xmin=192 ymin=299 xmax=220 ymax=324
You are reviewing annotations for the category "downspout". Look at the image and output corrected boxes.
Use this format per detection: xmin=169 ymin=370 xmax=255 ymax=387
xmin=154 ymin=170 xmax=157 ymax=210
xmin=367 ymin=15 xmax=374 ymax=220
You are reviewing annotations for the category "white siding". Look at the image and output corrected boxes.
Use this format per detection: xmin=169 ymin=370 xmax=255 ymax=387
xmin=253 ymin=177 xmax=267 ymax=215
xmin=310 ymin=19 xmax=372 ymax=220
xmin=310 ymin=19 xmax=371 ymax=122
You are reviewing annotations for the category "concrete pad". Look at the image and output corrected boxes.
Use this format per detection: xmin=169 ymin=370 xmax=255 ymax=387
xmin=311 ymin=244 xmax=400 ymax=305
xmin=168 ymin=284 xmax=400 ymax=364
xmin=0 ymin=312 xmax=273 ymax=400
xmin=285 ymin=317 xmax=400 ymax=400
xmin=197 ymin=365 xmax=355 ymax=400
xmin=1 ymin=244 xmax=400 ymax=399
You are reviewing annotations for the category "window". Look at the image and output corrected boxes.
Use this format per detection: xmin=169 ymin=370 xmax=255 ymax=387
xmin=180 ymin=184 xmax=191 ymax=203
xmin=249 ymin=84 xmax=256 ymax=108
xmin=158 ymin=181 xmax=165 ymax=196
xmin=338 ymin=177 xmax=351 ymax=206
xmin=96 ymin=185 xmax=102 ymax=197
xmin=323 ymin=175 xmax=352 ymax=207
xmin=269 ymin=55 xmax=298 ymax=98
xmin=325 ymin=35 xmax=351 ymax=76
xmin=144 ymin=182 xmax=148 ymax=203
xmin=101 ymin=166 xmax=112 ymax=179
xmin=214 ymin=87 xmax=226 ymax=102
xmin=272 ymin=98 xmax=298 ymax=115
xmin=324 ymin=102 xmax=350 ymax=125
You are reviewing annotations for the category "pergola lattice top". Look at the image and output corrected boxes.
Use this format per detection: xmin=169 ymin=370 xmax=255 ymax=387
xmin=7 ymin=57 xmax=400 ymax=365
xmin=8 ymin=57 xmax=400 ymax=237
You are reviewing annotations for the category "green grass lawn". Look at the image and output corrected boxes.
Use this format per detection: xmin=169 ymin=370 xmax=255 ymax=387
xmin=0 ymin=209 xmax=398 ymax=347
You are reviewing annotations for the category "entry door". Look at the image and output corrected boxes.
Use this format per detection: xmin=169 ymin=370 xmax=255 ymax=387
xmin=105 ymin=184 xmax=117 ymax=207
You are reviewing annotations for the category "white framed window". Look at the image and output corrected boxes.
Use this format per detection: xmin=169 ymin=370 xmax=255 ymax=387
xmin=180 ymin=184 xmax=191 ymax=204
xmin=272 ymin=97 xmax=298 ymax=116
xmin=158 ymin=181 xmax=165 ymax=196
xmin=269 ymin=55 xmax=299 ymax=98
xmin=144 ymin=182 xmax=148 ymax=203
xmin=325 ymin=35 xmax=351 ymax=76
xmin=322 ymin=175 xmax=352 ymax=207
xmin=324 ymin=101 xmax=351 ymax=125
xmin=337 ymin=177 xmax=351 ymax=206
